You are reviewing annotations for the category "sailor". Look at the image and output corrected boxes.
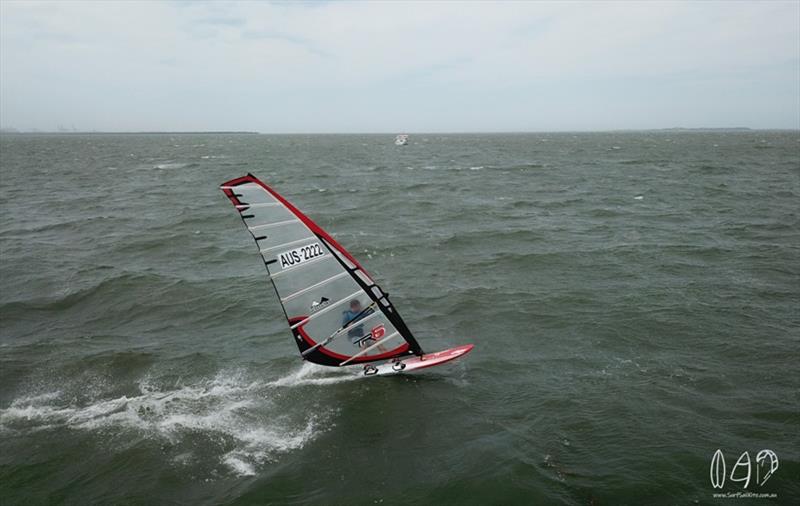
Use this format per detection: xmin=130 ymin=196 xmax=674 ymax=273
xmin=342 ymin=299 xmax=373 ymax=345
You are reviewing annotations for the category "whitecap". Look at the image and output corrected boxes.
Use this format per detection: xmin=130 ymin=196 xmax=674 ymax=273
xmin=153 ymin=162 xmax=187 ymax=170
xmin=267 ymin=361 xmax=361 ymax=387
xmin=224 ymin=454 xmax=256 ymax=476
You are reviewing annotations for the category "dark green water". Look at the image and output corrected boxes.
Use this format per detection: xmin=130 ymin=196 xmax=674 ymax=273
xmin=1 ymin=132 xmax=798 ymax=505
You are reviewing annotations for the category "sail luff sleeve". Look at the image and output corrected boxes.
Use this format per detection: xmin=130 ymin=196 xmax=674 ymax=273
xmin=219 ymin=180 xmax=290 ymax=325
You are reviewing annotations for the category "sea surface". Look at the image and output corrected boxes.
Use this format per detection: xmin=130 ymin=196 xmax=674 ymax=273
xmin=0 ymin=131 xmax=798 ymax=505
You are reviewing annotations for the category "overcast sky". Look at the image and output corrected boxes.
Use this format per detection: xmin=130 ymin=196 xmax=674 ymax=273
xmin=1 ymin=0 xmax=798 ymax=132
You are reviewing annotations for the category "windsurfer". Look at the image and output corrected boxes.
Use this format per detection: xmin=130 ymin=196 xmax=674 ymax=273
xmin=343 ymin=300 xmax=369 ymax=337
xmin=343 ymin=299 xmax=383 ymax=349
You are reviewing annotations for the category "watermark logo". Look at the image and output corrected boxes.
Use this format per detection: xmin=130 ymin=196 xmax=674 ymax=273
xmin=710 ymin=449 xmax=779 ymax=490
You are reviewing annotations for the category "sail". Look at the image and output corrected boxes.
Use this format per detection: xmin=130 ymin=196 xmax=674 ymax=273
xmin=220 ymin=173 xmax=424 ymax=366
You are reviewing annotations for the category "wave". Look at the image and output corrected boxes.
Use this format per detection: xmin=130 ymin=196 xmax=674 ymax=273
xmin=152 ymin=162 xmax=200 ymax=170
xmin=439 ymin=228 xmax=544 ymax=248
xmin=0 ymin=267 xmax=269 ymax=317
xmin=688 ymin=163 xmax=735 ymax=174
xmin=617 ymin=159 xmax=672 ymax=166
xmin=0 ymin=214 xmax=135 ymax=238
xmin=0 ymin=271 xmax=179 ymax=313
xmin=503 ymin=162 xmax=546 ymax=170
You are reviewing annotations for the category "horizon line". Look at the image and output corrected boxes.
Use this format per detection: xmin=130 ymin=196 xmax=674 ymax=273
xmin=2 ymin=127 xmax=799 ymax=135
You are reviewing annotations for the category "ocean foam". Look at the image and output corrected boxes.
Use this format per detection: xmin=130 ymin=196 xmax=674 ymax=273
xmin=267 ymin=361 xmax=361 ymax=387
xmin=0 ymin=366 xmax=349 ymax=477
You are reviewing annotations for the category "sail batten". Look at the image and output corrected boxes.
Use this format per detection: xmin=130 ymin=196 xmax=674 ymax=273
xmin=281 ymin=272 xmax=349 ymax=302
xmin=236 ymin=203 xmax=281 ymax=209
xmin=247 ymin=219 xmax=298 ymax=231
xmin=288 ymin=289 xmax=362 ymax=329
xmin=260 ymin=237 xmax=317 ymax=254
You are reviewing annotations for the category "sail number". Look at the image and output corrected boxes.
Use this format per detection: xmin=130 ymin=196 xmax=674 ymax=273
xmin=279 ymin=242 xmax=325 ymax=269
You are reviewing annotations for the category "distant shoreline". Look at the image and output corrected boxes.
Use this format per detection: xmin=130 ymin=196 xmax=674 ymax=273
xmin=0 ymin=131 xmax=261 ymax=135
xmin=1 ymin=128 xmax=798 ymax=135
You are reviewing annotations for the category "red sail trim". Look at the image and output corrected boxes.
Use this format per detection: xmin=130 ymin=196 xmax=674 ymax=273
xmin=220 ymin=175 xmax=251 ymax=206
xmin=222 ymin=173 xmax=371 ymax=277
xmin=291 ymin=316 xmax=410 ymax=363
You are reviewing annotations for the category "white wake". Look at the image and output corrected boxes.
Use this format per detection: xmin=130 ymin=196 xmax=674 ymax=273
xmin=0 ymin=364 xmax=360 ymax=477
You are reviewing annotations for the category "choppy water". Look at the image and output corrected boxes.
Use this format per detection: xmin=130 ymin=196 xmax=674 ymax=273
xmin=1 ymin=131 xmax=798 ymax=505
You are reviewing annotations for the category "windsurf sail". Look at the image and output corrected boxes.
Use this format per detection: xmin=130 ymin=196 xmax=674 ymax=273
xmin=220 ymin=173 xmax=424 ymax=367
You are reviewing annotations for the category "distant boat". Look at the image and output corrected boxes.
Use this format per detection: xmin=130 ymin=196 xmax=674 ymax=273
xmin=394 ymin=134 xmax=409 ymax=146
